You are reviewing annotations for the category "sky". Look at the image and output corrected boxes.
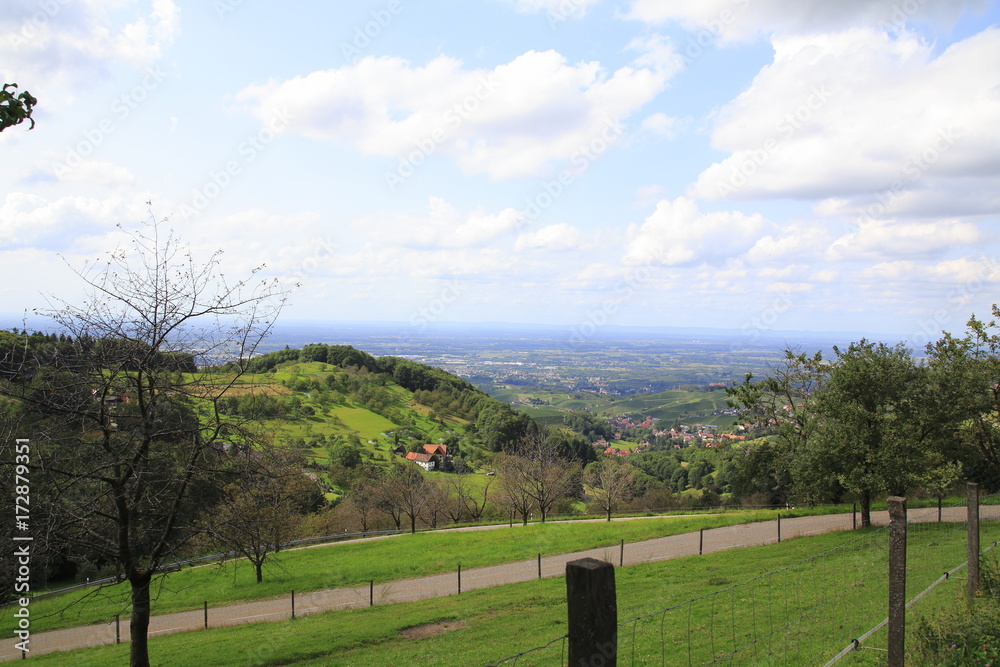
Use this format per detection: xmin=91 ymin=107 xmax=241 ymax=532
xmin=2 ymin=0 xmax=1000 ymax=348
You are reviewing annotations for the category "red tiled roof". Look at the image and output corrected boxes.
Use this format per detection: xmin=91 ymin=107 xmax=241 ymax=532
xmin=405 ymin=452 xmax=434 ymax=463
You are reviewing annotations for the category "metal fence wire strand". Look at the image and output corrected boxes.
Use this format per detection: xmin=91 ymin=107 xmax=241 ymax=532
xmin=490 ymin=500 xmax=992 ymax=667
xmin=614 ymin=523 xmax=891 ymax=666
xmin=483 ymin=633 xmax=568 ymax=667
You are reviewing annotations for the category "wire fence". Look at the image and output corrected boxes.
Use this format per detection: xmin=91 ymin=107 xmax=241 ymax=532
xmin=485 ymin=492 xmax=999 ymax=666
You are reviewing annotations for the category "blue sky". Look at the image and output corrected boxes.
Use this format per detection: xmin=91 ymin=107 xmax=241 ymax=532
xmin=2 ymin=0 xmax=999 ymax=346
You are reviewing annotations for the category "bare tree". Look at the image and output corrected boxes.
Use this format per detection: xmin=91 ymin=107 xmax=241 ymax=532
xmin=201 ymin=449 xmax=310 ymax=583
xmin=446 ymin=472 xmax=493 ymax=524
xmin=344 ymin=477 xmax=387 ymax=533
xmin=380 ymin=462 xmax=432 ymax=533
xmin=496 ymin=436 xmax=580 ymax=524
xmin=494 ymin=464 xmax=535 ymax=526
xmin=1 ymin=213 xmax=288 ymax=667
xmin=585 ymin=458 xmax=636 ymax=521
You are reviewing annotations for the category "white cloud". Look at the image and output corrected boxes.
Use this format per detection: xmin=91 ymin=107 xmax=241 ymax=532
xmin=352 ymin=197 xmax=522 ymax=249
xmin=745 ymin=224 xmax=830 ymax=263
xmin=639 ymin=112 xmax=676 ymax=139
xmin=689 ymin=28 xmax=1000 ymax=206
xmin=506 ymin=0 xmax=601 ymax=19
xmin=827 ymin=219 xmax=981 ymax=261
xmin=20 ymin=156 xmax=136 ymax=189
xmin=0 ymin=0 xmax=180 ymax=86
xmin=860 ymin=256 xmax=1000 ymax=285
xmin=239 ymin=48 xmax=676 ymax=180
xmin=515 ymin=223 xmax=583 ymax=252
xmin=0 ymin=192 xmax=149 ymax=250
xmin=623 ymin=196 xmax=772 ymax=266
xmin=765 ymin=281 xmax=813 ymax=294
xmin=625 ymin=0 xmax=987 ymax=43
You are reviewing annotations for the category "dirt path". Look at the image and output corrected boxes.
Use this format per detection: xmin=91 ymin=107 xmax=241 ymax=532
xmin=1 ymin=507 xmax=959 ymax=662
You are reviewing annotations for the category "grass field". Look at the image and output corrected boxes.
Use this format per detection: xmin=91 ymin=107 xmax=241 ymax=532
xmin=20 ymin=521 xmax=987 ymax=666
xmin=14 ymin=509 xmax=830 ymax=635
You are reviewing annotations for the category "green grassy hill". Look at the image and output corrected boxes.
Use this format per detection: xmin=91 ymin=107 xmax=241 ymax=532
xmin=206 ymin=345 xmax=541 ymax=495
xmin=599 ymin=389 xmax=737 ymax=426
xmin=502 ymin=387 xmax=738 ymax=429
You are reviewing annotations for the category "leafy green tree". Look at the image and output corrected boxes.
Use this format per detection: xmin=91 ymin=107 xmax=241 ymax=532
xmin=0 ymin=83 xmax=36 ymax=131
xmin=926 ymin=307 xmax=1000 ymax=482
xmin=810 ymin=340 xmax=935 ymax=526
xmin=726 ymin=348 xmax=829 ymax=456
xmin=669 ymin=466 xmax=688 ymax=493
xmin=727 ymin=442 xmax=794 ymax=506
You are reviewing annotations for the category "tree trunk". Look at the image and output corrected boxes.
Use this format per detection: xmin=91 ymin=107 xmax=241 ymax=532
xmin=409 ymin=514 xmax=417 ymax=534
xmin=129 ymin=572 xmax=153 ymax=667
xmin=606 ymin=507 xmax=612 ymax=522
xmin=255 ymin=561 xmax=263 ymax=583
xmin=860 ymin=489 xmax=872 ymax=528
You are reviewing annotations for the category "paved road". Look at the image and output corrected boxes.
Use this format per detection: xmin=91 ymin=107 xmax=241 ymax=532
xmin=0 ymin=506 xmax=963 ymax=662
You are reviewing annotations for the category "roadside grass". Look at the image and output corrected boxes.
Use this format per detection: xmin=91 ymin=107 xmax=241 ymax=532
xmin=16 ymin=510 xmax=798 ymax=635
xmin=22 ymin=522 xmax=979 ymax=666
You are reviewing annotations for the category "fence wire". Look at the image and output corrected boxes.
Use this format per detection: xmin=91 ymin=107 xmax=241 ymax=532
xmin=828 ymin=493 xmax=1000 ymax=664
xmin=485 ymin=497 xmax=995 ymax=667
xmin=615 ymin=524 xmax=890 ymax=666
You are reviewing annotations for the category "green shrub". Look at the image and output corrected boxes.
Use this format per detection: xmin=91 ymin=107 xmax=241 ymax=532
xmin=912 ymin=556 xmax=1000 ymax=665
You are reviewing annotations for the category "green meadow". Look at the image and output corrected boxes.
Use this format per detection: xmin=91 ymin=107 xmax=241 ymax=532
xmin=20 ymin=521 xmax=984 ymax=666
xmin=16 ymin=509 xmax=835 ymax=635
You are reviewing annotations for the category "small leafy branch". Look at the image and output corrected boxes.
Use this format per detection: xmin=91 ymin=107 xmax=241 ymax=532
xmin=0 ymin=83 xmax=37 ymax=131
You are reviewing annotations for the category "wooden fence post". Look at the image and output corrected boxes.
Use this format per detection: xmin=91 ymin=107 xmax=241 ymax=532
xmin=887 ymin=497 xmax=907 ymax=667
xmin=457 ymin=563 xmax=461 ymax=594
xmin=699 ymin=528 xmax=704 ymax=555
xmin=566 ymin=558 xmax=617 ymax=667
xmin=370 ymin=579 xmax=374 ymax=606
xmin=204 ymin=600 xmax=208 ymax=629
xmin=115 ymin=614 xmax=120 ymax=644
xmin=538 ymin=553 xmax=542 ymax=579
xmin=620 ymin=539 xmax=624 ymax=567
xmin=291 ymin=589 xmax=295 ymax=620
xmin=777 ymin=514 xmax=781 ymax=543
xmin=969 ymin=482 xmax=981 ymax=600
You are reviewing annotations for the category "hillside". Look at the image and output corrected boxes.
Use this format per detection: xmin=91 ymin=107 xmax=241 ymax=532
xmin=497 ymin=386 xmax=739 ymax=429
xmin=208 ymin=343 xmax=542 ymax=495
